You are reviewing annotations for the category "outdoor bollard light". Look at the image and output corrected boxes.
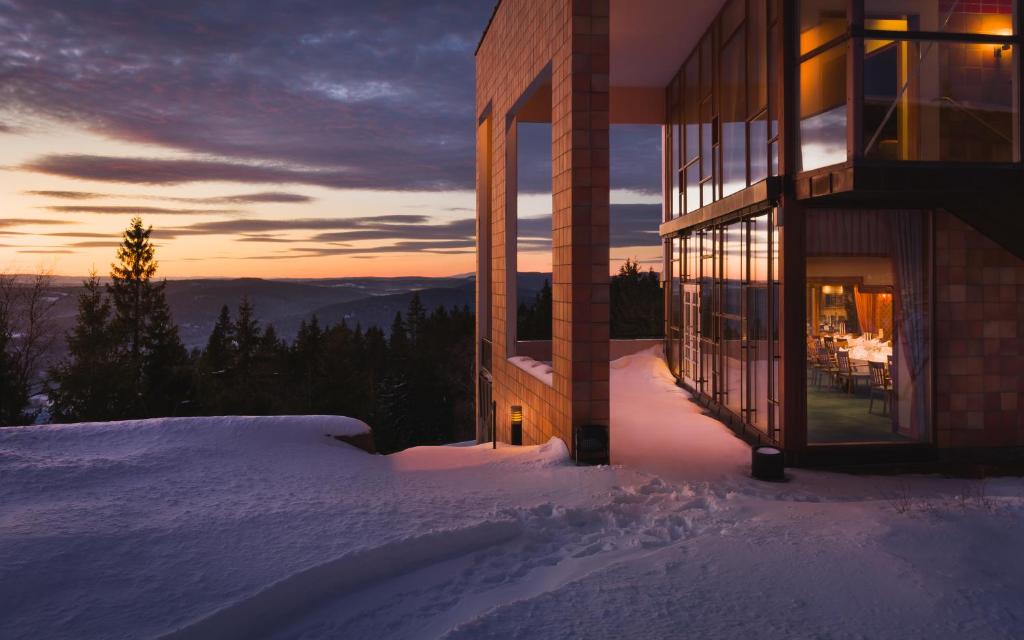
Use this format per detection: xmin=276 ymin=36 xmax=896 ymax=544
xmin=752 ymin=445 xmax=785 ymax=481
xmin=510 ymin=405 xmax=523 ymax=446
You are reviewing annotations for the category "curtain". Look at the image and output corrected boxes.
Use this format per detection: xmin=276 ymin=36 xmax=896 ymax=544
xmin=891 ymin=212 xmax=929 ymax=439
xmin=853 ymin=287 xmax=877 ymax=334
xmin=807 ymin=209 xmax=891 ymax=256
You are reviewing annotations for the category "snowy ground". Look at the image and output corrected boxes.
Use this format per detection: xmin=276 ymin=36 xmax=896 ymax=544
xmin=2 ymin=351 xmax=1024 ymax=639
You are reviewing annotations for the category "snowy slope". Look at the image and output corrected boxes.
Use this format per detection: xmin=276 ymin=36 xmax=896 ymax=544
xmin=3 ymin=357 xmax=1024 ymax=640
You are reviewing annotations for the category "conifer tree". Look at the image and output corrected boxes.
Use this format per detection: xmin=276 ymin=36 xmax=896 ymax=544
xmin=0 ymin=294 xmax=22 ymax=425
xmin=140 ymin=285 xmax=189 ymax=416
xmin=47 ymin=275 xmax=123 ymax=422
xmin=102 ymin=217 xmax=189 ymax=417
xmin=204 ymin=305 xmax=235 ymax=374
xmin=108 ymin=217 xmax=157 ymax=406
xmin=233 ymin=296 xmax=261 ymax=402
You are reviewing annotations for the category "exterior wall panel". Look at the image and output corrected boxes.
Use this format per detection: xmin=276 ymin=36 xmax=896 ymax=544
xmin=476 ymin=0 xmax=610 ymax=451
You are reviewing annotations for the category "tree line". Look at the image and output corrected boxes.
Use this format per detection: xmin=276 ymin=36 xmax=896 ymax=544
xmin=3 ymin=218 xmax=474 ymax=452
xmin=1 ymin=218 xmax=662 ymax=452
xmin=518 ymin=258 xmax=663 ymax=341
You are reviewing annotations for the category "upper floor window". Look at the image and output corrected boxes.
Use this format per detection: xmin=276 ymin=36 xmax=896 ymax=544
xmin=798 ymin=0 xmax=1020 ymax=171
xmin=667 ymin=0 xmax=781 ymax=217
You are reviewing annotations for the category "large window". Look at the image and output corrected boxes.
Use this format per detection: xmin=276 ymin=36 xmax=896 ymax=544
xmin=670 ymin=209 xmax=781 ymax=441
xmin=797 ymin=0 xmax=1020 ymax=171
xmin=863 ymin=37 xmax=1017 ymax=161
xmin=515 ymin=120 xmax=553 ymax=344
xmin=804 ymin=210 xmax=932 ymax=445
xmin=667 ymin=0 xmax=781 ymax=216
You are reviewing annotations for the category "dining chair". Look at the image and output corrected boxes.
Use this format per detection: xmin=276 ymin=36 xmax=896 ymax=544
xmin=868 ymin=361 xmax=892 ymax=415
xmin=836 ymin=350 xmax=869 ymax=394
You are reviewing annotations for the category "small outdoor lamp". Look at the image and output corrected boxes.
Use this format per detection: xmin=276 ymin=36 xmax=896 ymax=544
xmin=510 ymin=405 xmax=523 ymax=446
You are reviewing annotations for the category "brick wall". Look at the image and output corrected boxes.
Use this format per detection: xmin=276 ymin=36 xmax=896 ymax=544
xmin=934 ymin=211 xmax=1024 ymax=449
xmin=476 ymin=0 xmax=611 ymax=449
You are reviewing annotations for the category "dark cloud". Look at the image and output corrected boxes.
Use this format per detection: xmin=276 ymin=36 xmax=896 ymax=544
xmin=164 ymin=215 xmax=428 ymax=237
xmin=25 ymin=190 xmax=314 ymax=204
xmin=1 ymin=1 xmax=660 ymax=194
xmin=43 ymin=231 xmax=115 ymax=238
xmin=0 ymin=1 xmax=489 ymax=191
xmin=43 ymin=205 xmax=242 ymax=215
xmin=68 ymin=241 xmax=120 ymax=247
xmin=515 ymin=204 xmax=662 ymax=249
xmin=218 ymin=203 xmax=662 ymax=258
xmin=0 ymin=218 xmax=74 ymax=227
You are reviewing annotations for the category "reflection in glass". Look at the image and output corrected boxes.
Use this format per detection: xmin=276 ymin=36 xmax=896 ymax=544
xmin=722 ymin=29 xmax=748 ymax=197
xmin=865 ymin=0 xmax=1016 ymax=36
xmin=750 ymin=114 xmax=769 ymax=184
xmin=800 ymin=44 xmax=848 ymax=171
xmin=864 ymin=39 xmax=1017 ymax=162
xmin=800 ymin=0 xmax=848 ymax=54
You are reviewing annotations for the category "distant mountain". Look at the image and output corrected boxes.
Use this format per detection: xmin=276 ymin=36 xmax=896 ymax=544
xmin=33 ymin=272 xmax=558 ymax=352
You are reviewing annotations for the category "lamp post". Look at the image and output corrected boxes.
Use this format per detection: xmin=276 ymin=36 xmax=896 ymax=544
xmin=510 ymin=405 xmax=523 ymax=446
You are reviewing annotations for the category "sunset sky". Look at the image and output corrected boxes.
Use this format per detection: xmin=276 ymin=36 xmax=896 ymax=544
xmin=0 ymin=1 xmax=661 ymax=278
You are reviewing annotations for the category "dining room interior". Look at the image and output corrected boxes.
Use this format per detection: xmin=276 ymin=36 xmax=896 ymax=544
xmin=805 ymin=209 xmax=932 ymax=446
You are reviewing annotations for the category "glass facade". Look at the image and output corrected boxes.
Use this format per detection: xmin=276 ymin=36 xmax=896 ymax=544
xmin=669 ymin=210 xmax=781 ymax=441
xmin=666 ymin=0 xmax=781 ymax=218
xmin=797 ymin=0 xmax=1021 ymax=171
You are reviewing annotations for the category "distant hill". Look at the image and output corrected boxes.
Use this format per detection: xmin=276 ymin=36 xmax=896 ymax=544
xmin=33 ymin=272 xmax=554 ymax=350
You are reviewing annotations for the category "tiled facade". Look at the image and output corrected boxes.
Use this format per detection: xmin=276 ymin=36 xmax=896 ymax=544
xmin=935 ymin=211 xmax=1024 ymax=449
xmin=477 ymin=0 xmax=1024 ymax=466
xmin=476 ymin=0 xmax=610 ymax=449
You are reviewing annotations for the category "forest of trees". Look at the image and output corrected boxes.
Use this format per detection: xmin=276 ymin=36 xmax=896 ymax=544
xmin=6 ymin=218 xmax=475 ymax=452
xmin=518 ymin=258 xmax=663 ymax=341
xmin=1 ymin=218 xmax=662 ymax=453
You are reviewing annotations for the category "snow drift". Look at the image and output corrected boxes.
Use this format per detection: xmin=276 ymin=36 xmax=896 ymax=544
xmin=2 ymin=353 xmax=1024 ymax=640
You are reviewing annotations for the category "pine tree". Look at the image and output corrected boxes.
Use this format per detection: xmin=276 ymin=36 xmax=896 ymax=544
xmin=101 ymin=217 xmax=190 ymax=417
xmin=292 ymin=315 xmax=326 ymax=413
xmin=140 ymin=284 xmax=189 ymax=416
xmin=611 ymin=258 xmax=663 ymax=339
xmin=233 ymin=296 xmax=261 ymax=403
xmin=47 ymin=275 xmax=123 ymax=422
xmin=196 ymin=305 xmax=234 ymax=414
xmin=108 ymin=217 xmax=158 ymax=413
xmin=407 ymin=292 xmax=426 ymax=346
xmin=204 ymin=305 xmax=235 ymax=374
xmin=0 ymin=296 xmax=22 ymax=425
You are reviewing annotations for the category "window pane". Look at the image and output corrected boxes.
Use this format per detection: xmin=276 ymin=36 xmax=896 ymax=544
xmin=800 ymin=43 xmax=848 ymax=171
xmin=686 ymin=164 xmax=701 ymax=213
xmin=671 ymin=123 xmax=681 ymax=217
xmin=800 ymin=0 xmax=848 ymax=54
xmin=750 ymin=214 xmax=770 ymax=432
xmin=805 ymin=210 xmax=931 ymax=445
xmin=701 ymin=35 xmax=713 ymax=97
xmin=864 ymin=39 xmax=1017 ymax=162
xmin=700 ymin=99 xmax=714 ymax=181
xmin=671 ymin=238 xmax=682 ymax=328
xmin=749 ymin=0 xmax=769 ymax=116
xmin=721 ymin=0 xmax=746 ymax=39
xmin=750 ymin=113 xmax=769 ymax=184
xmin=865 ymin=0 xmax=1016 ymax=36
xmin=685 ymin=57 xmax=700 ymax=162
xmin=722 ymin=29 xmax=747 ymax=197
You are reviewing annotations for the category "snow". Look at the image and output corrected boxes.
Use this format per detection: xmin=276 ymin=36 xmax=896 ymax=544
xmin=3 ymin=355 xmax=1024 ymax=639
xmin=508 ymin=355 xmax=553 ymax=386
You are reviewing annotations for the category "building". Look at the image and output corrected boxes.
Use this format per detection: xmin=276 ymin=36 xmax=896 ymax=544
xmin=475 ymin=0 xmax=1024 ymax=466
